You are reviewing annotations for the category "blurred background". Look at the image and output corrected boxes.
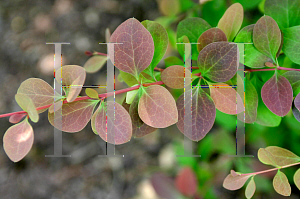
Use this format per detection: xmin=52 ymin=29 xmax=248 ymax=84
xmin=0 ymin=0 xmax=300 ymax=198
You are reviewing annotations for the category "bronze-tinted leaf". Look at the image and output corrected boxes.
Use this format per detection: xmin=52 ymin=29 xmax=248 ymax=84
xmin=210 ymin=83 xmax=243 ymax=115
xmin=3 ymin=118 xmax=34 ymax=162
xmin=109 ymin=18 xmax=154 ymax=77
xmin=83 ymin=55 xmax=107 ymax=73
xmin=294 ymin=168 xmax=300 ymax=191
xmin=85 ymin=88 xmax=99 ymax=100
xmin=129 ymin=94 xmax=157 ymax=138
xmin=273 ymin=170 xmax=291 ymax=196
xmin=55 ymin=65 xmax=86 ymax=102
xmin=197 ymin=28 xmax=227 ymax=52
xmin=175 ymin=167 xmax=198 ymax=197
xmin=245 ymin=176 xmax=256 ymax=199
xmin=91 ymin=101 xmax=132 ymax=145
xmin=176 ymin=87 xmax=216 ymax=141
xmin=161 ymin=65 xmax=191 ymax=89
xmin=9 ymin=113 xmax=26 ymax=124
xmin=138 ymin=85 xmax=178 ymax=128
xmin=48 ymin=99 xmax=98 ymax=133
xmin=197 ymin=42 xmax=238 ymax=82
xmin=258 ymin=148 xmax=279 ymax=167
xmin=265 ymin=146 xmax=300 ymax=166
xmin=217 ymin=3 xmax=244 ymax=41
xmin=15 ymin=93 xmax=39 ymax=123
xmin=261 ymin=74 xmax=293 ymax=117
xmin=223 ymin=172 xmax=252 ymax=190
xmin=17 ymin=78 xmax=57 ymax=113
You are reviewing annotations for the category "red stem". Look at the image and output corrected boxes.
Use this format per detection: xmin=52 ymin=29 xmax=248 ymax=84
xmin=0 ymin=81 xmax=164 ymax=119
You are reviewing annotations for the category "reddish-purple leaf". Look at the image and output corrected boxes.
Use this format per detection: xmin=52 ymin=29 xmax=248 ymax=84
xmin=210 ymin=83 xmax=243 ymax=115
xmin=128 ymin=95 xmax=157 ymax=138
xmin=91 ymin=101 xmax=132 ymax=145
xmin=17 ymin=78 xmax=57 ymax=113
xmin=197 ymin=28 xmax=227 ymax=52
xmin=261 ymin=74 xmax=293 ymax=117
xmin=48 ymin=99 xmax=98 ymax=133
xmin=138 ymin=85 xmax=178 ymax=128
xmin=9 ymin=113 xmax=27 ymax=124
xmin=109 ymin=18 xmax=154 ymax=77
xmin=161 ymin=65 xmax=191 ymax=89
xmin=48 ymin=101 xmax=63 ymax=114
xmin=175 ymin=167 xmax=198 ymax=197
xmin=223 ymin=172 xmax=252 ymax=190
xmin=292 ymin=102 xmax=300 ymax=122
xmin=56 ymin=65 xmax=86 ymax=102
xmin=3 ymin=118 xmax=34 ymax=162
xmin=295 ymin=93 xmax=300 ymax=111
xmin=150 ymin=173 xmax=181 ymax=199
xmin=176 ymin=88 xmax=216 ymax=141
xmin=197 ymin=42 xmax=239 ymax=82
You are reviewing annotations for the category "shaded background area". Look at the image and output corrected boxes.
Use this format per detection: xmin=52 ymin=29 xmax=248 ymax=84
xmin=0 ymin=0 xmax=300 ymax=198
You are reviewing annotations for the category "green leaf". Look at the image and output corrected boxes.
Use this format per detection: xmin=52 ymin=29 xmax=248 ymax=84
xmin=164 ymin=56 xmax=184 ymax=68
xmin=55 ymin=65 xmax=86 ymax=102
xmin=202 ymin=0 xmax=227 ymax=27
xmin=17 ymin=78 xmax=58 ymax=113
xmin=282 ymin=71 xmax=300 ymax=97
xmin=177 ymin=17 xmax=211 ymax=60
xmin=138 ymin=85 xmax=178 ymax=128
xmin=265 ymin=146 xmax=300 ymax=166
xmin=245 ymin=176 xmax=256 ymax=199
xmin=48 ymin=99 xmax=98 ymax=133
xmin=141 ymin=20 xmax=168 ymax=77
xmin=223 ymin=172 xmax=253 ymax=190
xmin=83 ymin=55 xmax=107 ymax=73
xmin=258 ymin=148 xmax=279 ymax=167
xmin=264 ymin=0 xmax=300 ymax=29
xmin=15 ymin=93 xmax=39 ymax=123
xmin=85 ymin=88 xmax=99 ymax=100
xmin=293 ymin=168 xmax=300 ymax=191
xmin=233 ymin=0 xmax=261 ymax=10
xmin=197 ymin=28 xmax=227 ymax=52
xmin=118 ymin=70 xmax=139 ymax=87
xmin=273 ymin=170 xmax=291 ymax=196
xmin=3 ymin=117 xmax=34 ymax=162
xmin=197 ymin=42 xmax=238 ymax=82
xmin=253 ymin=16 xmax=281 ymax=62
xmin=234 ymin=25 xmax=271 ymax=68
xmin=217 ymin=3 xmax=243 ymax=41
xmin=126 ymin=85 xmax=139 ymax=104
xmin=282 ymin=26 xmax=300 ymax=65
xmin=161 ymin=65 xmax=191 ymax=89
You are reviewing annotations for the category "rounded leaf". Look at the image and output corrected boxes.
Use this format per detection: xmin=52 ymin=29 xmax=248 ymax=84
xmin=3 ymin=118 xmax=34 ymax=162
xmin=223 ymin=173 xmax=252 ymax=190
xmin=273 ymin=170 xmax=291 ymax=196
xmin=83 ymin=55 xmax=107 ymax=73
xmin=265 ymin=146 xmax=300 ymax=166
xmin=9 ymin=113 xmax=27 ymax=124
xmin=282 ymin=71 xmax=300 ymax=97
xmin=85 ymin=88 xmax=99 ymax=100
xmin=245 ymin=176 xmax=256 ymax=199
xmin=175 ymin=167 xmax=198 ymax=197
xmin=138 ymin=85 xmax=178 ymax=128
xmin=258 ymin=148 xmax=279 ymax=167
xmin=15 ymin=93 xmax=39 ymax=123
xmin=283 ymin=26 xmax=300 ymax=65
xmin=293 ymin=168 xmax=300 ymax=191
xmin=197 ymin=28 xmax=227 ymax=52
xmin=161 ymin=65 xmax=191 ymax=89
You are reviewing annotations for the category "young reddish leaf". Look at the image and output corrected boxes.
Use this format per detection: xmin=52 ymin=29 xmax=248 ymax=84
xmin=253 ymin=16 xmax=281 ymax=61
xmin=91 ymin=101 xmax=132 ymax=145
xmin=109 ymin=18 xmax=154 ymax=77
xmin=17 ymin=78 xmax=57 ymax=113
xmin=158 ymin=0 xmax=180 ymax=16
xmin=245 ymin=176 xmax=256 ymax=199
xmin=176 ymin=88 xmax=216 ymax=141
xmin=261 ymin=74 xmax=293 ymax=117
xmin=175 ymin=167 xmax=198 ymax=197
xmin=258 ymin=148 xmax=279 ymax=167
xmin=231 ymin=170 xmax=240 ymax=177
xmin=294 ymin=168 xmax=300 ymax=191
xmin=282 ymin=26 xmax=300 ymax=65
xmin=164 ymin=56 xmax=184 ymax=68
xmin=282 ymin=71 xmax=300 ymax=97
xmin=55 ymin=65 xmax=86 ymax=102
xmin=197 ymin=42 xmax=238 ymax=82
xmin=237 ymin=75 xmax=258 ymax=123
xmin=48 ymin=99 xmax=98 ymax=133
xmin=234 ymin=25 xmax=271 ymax=68
xmin=210 ymin=83 xmax=243 ymax=115
xmin=223 ymin=172 xmax=252 ymax=190
xmin=48 ymin=101 xmax=63 ymax=114
xmin=265 ymin=146 xmax=300 ymax=166
xmin=83 ymin=55 xmax=107 ymax=73
xmin=151 ymin=173 xmax=181 ymax=199
xmin=177 ymin=17 xmax=211 ymax=60
xmin=15 ymin=93 xmax=39 ymax=123
xmin=197 ymin=28 xmax=227 ymax=52
xmin=161 ymin=65 xmax=191 ymax=89
xmin=3 ymin=118 xmax=34 ymax=162
xmin=141 ymin=20 xmax=168 ymax=76
xmin=85 ymin=88 xmax=99 ymax=100
xmin=128 ymin=95 xmax=157 ymax=138
xmin=264 ymin=0 xmax=300 ymax=29
xmin=9 ymin=113 xmax=26 ymax=124
xmin=273 ymin=170 xmax=291 ymax=196
xmin=138 ymin=85 xmax=178 ymax=128
xmin=217 ymin=3 xmax=244 ymax=41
